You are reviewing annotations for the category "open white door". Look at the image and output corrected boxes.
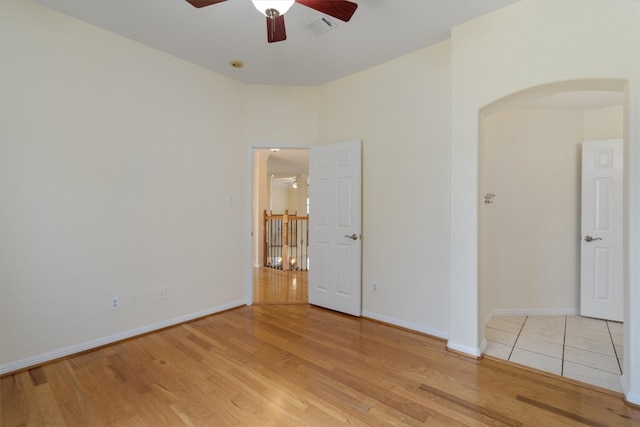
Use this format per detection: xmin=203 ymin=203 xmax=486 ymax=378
xmin=580 ymin=139 xmax=623 ymax=322
xmin=308 ymin=140 xmax=362 ymax=316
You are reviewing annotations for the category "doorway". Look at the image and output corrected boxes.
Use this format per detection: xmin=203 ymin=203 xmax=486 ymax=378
xmin=252 ymin=148 xmax=309 ymax=304
xmin=479 ymin=89 xmax=625 ymax=390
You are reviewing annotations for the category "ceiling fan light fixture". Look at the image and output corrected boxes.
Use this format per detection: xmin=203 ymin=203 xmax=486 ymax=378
xmin=251 ymin=0 xmax=295 ymax=18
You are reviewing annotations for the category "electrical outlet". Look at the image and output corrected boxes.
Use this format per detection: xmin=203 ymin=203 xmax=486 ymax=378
xmin=372 ymin=283 xmax=379 ymax=293
xmin=110 ymin=296 xmax=120 ymax=310
xmin=157 ymin=287 xmax=167 ymax=300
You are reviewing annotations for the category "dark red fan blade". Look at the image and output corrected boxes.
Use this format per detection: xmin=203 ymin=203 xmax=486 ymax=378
xmin=185 ymin=0 xmax=226 ymax=8
xmin=295 ymin=0 xmax=358 ymax=22
xmin=267 ymin=15 xmax=287 ymax=43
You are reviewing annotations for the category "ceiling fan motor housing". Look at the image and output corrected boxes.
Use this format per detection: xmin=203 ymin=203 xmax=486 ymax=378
xmin=252 ymin=0 xmax=295 ymax=17
xmin=187 ymin=0 xmax=358 ymax=43
xmin=265 ymin=8 xmax=280 ymax=18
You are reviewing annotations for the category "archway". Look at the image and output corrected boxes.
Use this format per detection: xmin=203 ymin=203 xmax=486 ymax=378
xmin=477 ymin=82 xmax=625 ymax=391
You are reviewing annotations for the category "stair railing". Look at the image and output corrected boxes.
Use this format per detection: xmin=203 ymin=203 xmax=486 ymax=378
xmin=263 ymin=209 xmax=309 ymax=270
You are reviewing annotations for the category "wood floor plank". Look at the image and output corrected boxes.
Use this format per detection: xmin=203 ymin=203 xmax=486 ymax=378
xmin=253 ymin=267 xmax=308 ymax=305
xmin=3 ymin=304 xmax=640 ymax=426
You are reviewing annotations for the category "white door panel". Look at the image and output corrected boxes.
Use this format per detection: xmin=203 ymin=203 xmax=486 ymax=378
xmin=309 ymin=140 xmax=362 ymax=316
xmin=580 ymin=139 xmax=623 ymax=322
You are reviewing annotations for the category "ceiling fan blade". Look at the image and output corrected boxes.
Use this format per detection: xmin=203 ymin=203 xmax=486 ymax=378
xmin=295 ymin=0 xmax=358 ymax=22
xmin=267 ymin=15 xmax=287 ymax=43
xmin=185 ymin=0 xmax=227 ymax=8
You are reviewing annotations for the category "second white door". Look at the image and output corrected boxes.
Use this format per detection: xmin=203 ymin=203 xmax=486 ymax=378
xmin=580 ymin=139 xmax=623 ymax=322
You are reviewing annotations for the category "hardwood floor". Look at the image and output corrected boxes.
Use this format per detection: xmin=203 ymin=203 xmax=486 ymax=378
xmin=2 ymin=304 xmax=639 ymax=426
xmin=253 ymin=267 xmax=308 ymax=305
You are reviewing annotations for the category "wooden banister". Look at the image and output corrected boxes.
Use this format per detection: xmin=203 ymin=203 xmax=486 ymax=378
xmin=263 ymin=209 xmax=309 ymax=270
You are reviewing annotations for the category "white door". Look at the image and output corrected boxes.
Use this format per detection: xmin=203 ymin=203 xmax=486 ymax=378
xmin=308 ymin=140 xmax=362 ymax=316
xmin=580 ymin=139 xmax=623 ymax=322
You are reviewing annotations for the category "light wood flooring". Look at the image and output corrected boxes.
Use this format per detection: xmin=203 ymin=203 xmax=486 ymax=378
xmin=253 ymin=267 xmax=308 ymax=305
xmin=3 ymin=304 xmax=640 ymax=426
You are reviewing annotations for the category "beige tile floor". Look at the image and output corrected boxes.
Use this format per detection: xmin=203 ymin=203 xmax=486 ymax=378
xmin=484 ymin=315 xmax=624 ymax=392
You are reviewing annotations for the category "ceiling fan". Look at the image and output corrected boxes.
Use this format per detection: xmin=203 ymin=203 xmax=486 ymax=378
xmin=186 ymin=0 xmax=358 ymax=43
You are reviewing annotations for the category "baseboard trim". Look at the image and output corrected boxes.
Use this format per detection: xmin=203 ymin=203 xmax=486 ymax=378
xmin=621 ymin=375 xmax=640 ymax=406
xmin=446 ymin=340 xmax=482 ymax=358
xmin=0 ymin=299 xmax=247 ymax=376
xmin=361 ymin=311 xmax=448 ymax=340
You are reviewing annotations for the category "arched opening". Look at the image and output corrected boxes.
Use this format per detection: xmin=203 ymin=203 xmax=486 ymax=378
xmin=477 ymin=79 xmax=627 ymax=391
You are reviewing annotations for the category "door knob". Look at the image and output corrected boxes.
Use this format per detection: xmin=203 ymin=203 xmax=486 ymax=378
xmin=345 ymin=234 xmax=359 ymax=241
xmin=584 ymin=235 xmax=602 ymax=242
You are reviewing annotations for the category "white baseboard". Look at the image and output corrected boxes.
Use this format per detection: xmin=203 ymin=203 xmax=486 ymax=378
xmin=620 ymin=375 xmax=640 ymax=405
xmin=361 ymin=311 xmax=449 ymax=340
xmin=483 ymin=307 xmax=579 ymax=327
xmin=0 ymin=299 xmax=247 ymax=376
xmin=446 ymin=340 xmax=482 ymax=357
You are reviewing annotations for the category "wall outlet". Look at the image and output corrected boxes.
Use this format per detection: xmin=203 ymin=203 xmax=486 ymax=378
xmin=372 ymin=283 xmax=379 ymax=293
xmin=157 ymin=287 xmax=167 ymax=300
xmin=110 ymin=296 xmax=120 ymax=310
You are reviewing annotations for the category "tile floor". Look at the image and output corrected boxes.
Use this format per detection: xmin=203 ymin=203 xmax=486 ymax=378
xmin=484 ymin=315 xmax=624 ymax=392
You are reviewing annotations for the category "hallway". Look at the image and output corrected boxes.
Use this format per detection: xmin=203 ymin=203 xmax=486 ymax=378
xmin=485 ymin=315 xmax=623 ymax=393
xmin=253 ymin=267 xmax=308 ymax=305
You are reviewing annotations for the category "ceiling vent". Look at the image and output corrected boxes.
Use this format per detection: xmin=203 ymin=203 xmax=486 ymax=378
xmin=304 ymin=17 xmax=336 ymax=35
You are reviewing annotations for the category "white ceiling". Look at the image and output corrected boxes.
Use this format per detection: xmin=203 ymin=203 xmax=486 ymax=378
xmin=34 ymin=0 xmax=521 ymax=86
xmin=267 ymin=148 xmax=309 ymax=176
xmin=33 ymin=0 xmax=624 ymax=112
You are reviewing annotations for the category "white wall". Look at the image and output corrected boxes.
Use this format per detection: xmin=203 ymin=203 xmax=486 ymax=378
xmin=293 ymin=176 xmax=309 ymax=216
xmin=269 ymin=185 xmax=307 ymax=215
xmin=449 ymin=0 xmax=640 ymax=403
xmin=480 ymin=106 xmax=623 ymax=323
xmin=481 ymin=109 xmax=584 ymax=316
xmin=270 ymin=186 xmax=290 ymax=213
xmin=319 ymin=41 xmax=452 ymax=338
xmin=0 ymin=0 xmax=248 ymax=370
xmin=585 ymin=106 xmax=625 ymax=140
xmin=245 ymin=85 xmax=319 ymax=146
